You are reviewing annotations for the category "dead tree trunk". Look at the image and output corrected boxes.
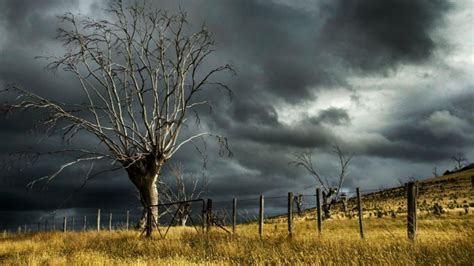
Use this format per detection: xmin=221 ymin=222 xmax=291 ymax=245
xmin=177 ymin=204 xmax=191 ymax=227
xmin=322 ymin=191 xmax=331 ymax=219
xmin=126 ymin=157 xmax=163 ymax=229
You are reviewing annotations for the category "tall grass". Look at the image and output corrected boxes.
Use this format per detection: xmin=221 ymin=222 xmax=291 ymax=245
xmin=1 ymin=214 xmax=472 ymax=265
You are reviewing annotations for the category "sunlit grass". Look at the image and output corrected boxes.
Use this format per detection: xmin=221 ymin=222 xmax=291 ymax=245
xmin=1 ymin=213 xmax=472 ymax=265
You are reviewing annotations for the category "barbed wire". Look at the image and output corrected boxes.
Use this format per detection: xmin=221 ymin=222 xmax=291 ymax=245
xmin=1 ymin=180 xmax=472 ymax=233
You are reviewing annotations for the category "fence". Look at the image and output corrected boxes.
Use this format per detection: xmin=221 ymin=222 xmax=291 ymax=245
xmin=2 ymin=176 xmax=473 ymax=241
xmin=204 ymin=178 xmax=473 ymax=241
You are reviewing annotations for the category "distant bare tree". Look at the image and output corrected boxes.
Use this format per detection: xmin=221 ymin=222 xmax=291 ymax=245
xmin=432 ymin=166 xmax=438 ymax=178
xmin=158 ymin=162 xmax=208 ymax=226
xmin=451 ymin=152 xmax=467 ymax=170
xmin=294 ymin=194 xmax=303 ymax=216
xmin=292 ymin=144 xmax=352 ymax=219
xmin=1 ymin=0 xmax=233 ymax=234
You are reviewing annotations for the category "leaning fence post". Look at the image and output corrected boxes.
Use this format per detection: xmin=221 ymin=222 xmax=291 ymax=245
xmin=288 ymin=192 xmax=294 ymax=237
xmin=126 ymin=210 xmax=130 ymax=231
xmin=206 ymin=199 xmax=213 ymax=233
xmin=109 ymin=213 xmax=113 ymax=232
xmin=259 ymin=194 xmax=264 ymax=238
xmin=356 ymin=187 xmax=365 ymax=239
xmin=407 ymin=182 xmax=417 ymax=241
xmin=63 ymin=216 xmax=67 ymax=233
xmin=316 ymin=188 xmax=322 ymax=234
xmin=97 ymin=209 xmax=101 ymax=232
xmin=232 ymin=198 xmax=237 ymax=233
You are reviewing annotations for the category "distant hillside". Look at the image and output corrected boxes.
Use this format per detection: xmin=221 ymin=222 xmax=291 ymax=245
xmin=332 ymin=166 xmax=474 ymax=218
xmin=439 ymin=163 xmax=474 ymax=177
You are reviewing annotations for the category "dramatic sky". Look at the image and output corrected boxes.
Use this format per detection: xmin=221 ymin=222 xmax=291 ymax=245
xmin=0 ymin=0 xmax=473 ymax=228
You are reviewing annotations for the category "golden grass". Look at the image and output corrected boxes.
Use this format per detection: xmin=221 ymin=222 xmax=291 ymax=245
xmin=1 ymin=213 xmax=473 ymax=265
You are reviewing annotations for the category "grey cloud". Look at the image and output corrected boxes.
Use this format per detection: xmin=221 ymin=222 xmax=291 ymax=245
xmin=419 ymin=110 xmax=470 ymax=139
xmin=0 ymin=0 xmax=471 ymax=229
xmin=0 ymin=0 xmax=80 ymax=44
xmin=309 ymin=107 xmax=350 ymax=126
xmin=320 ymin=0 xmax=452 ymax=73
xmin=231 ymin=99 xmax=279 ymax=126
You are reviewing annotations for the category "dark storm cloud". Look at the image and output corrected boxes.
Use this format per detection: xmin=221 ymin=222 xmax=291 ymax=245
xmin=320 ymin=0 xmax=452 ymax=73
xmin=0 ymin=0 xmax=470 ymax=229
xmin=359 ymin=86 xmax=474 ymax=162
xmin=196 ymin=0 xmax=451 ymax=105
xmin=372 ymin=114 xmax=473 ymax=161
xmin=231 ymin=99 xmax=279 ymax=126
xmin=0 ymin=0 xmax=78 ymax=42
xmin=195 ymin=0 xmax=456 ymax=167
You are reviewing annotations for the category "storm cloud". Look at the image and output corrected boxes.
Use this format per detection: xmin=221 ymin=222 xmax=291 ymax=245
xmin=0 ymin=0 xmax=473 ymax=229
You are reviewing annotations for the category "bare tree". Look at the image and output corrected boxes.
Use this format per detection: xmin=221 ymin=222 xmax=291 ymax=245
xmin=158 ymin=162 xmax=208 ymax=226
xmin=432 ymin=166 xmax=438 ymax=178
xmin=294 ymin=194 xmax=303 ymax=217
xmin=292 ymin=144 xmax=352 ymax=219
xmin=1 ymin=1 xmax=233 ymax=234
xmin=451 ymin=152 xmax=467 ymax=170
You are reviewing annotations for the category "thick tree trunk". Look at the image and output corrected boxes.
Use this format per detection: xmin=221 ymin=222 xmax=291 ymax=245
xmin=125 ymin=157 xmax=164 ymax=231
xmin=136 ymin=176 xmax=159 ymax=229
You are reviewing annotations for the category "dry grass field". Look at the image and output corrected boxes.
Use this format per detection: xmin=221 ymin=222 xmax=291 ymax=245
xmin=0 ymin=213 xmax=473 ymax=265
xmin=1 ymin=168 xmax=473 ymax=265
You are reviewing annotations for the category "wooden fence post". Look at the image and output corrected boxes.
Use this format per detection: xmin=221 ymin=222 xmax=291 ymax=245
xmin=72 ymin=217 xmax=75 ymax=231
xmin=259 ymin=195 xmax=264 ymax=238
xmin=316 ymin=188 xmax=322 ymax=234
xmin=44 ymin=220 xmax=48 ymax=231
xmin=53 ymin=219 xmax=56 ymax=231
xmin=206 ymin=199 xmax=213 ymax=233
xmin=288 ymin=192 xmax=294 ymax=237
xmin=356 ymin=187 xmax=365 ymax=239
xmin=201 ymin=201 xmax=206 ymax=230
xmin=109 ymin=213 xmax=113 ymax=231
xmin=146 ymin=207 xmax=152 ymax=237
xmin=407 ymin=182 xmax=417 ymax=241
xmin=471 ymin=176 xmax=474 ymax=196
xmin=84 ymin=216 xmax=87 ymax=231
xmin=97 ymin=209 xmax=101 ymax=232
xmin=63 ymin=216 xmax=67 ymax=233
xmin=126 ymin=210 xmax=130 ymax=230
xmin=232 ymin=198 xmax=237 ymax=233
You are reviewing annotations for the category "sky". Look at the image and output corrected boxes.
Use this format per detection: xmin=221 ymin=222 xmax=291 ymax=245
xmin=0 ymin=0 xmax=473 ymax=229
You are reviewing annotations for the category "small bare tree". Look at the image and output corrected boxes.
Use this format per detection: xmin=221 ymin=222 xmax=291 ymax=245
xmin=292 ymin=144 xmax=352 ymax=219
xmin=158 ymin=162 xmax=208 ymax=226
xmin=432 ymin=166 xmax=438 ymax=178
xmin=1 ymin=1 xmax=233 ymax=234
xmin=294 ymin=194 xmax=303 ymax=216
xmin=451 ymin=152 xmax=467 ymax=170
